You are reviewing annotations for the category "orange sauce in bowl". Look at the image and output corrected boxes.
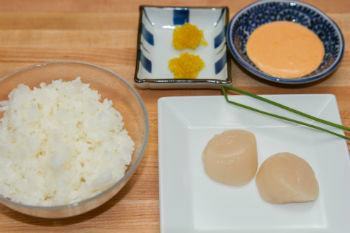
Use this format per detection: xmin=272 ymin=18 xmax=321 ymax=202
xmin=246 ymin=21 xmax=325 ymax=79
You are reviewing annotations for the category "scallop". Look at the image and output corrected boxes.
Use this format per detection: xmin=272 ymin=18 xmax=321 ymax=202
xmin=256 ymin=152 xmax=319 ymax=204
xmin=202 ymin=130 xmax=258 ymax=186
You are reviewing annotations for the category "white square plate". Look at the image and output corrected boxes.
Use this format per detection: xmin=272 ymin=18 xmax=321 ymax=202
xmin=158 ymin=95 xmax=350 ymax=233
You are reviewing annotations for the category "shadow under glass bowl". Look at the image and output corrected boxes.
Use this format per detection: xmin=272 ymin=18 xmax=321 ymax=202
xmin=0 ymin=61 xmax=149 ymax=218
xmin=226 ymin=0 xmax=345 ymax=85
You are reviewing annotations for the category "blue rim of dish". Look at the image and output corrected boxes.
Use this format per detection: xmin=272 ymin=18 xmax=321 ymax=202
xmin=226 ymin=0 xmax=345 ymax=85
xmin=134 ymin=5 xmax=231 ymax=86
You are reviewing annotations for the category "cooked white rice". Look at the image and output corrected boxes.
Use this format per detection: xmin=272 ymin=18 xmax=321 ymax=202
xmin=0 ymin=78 xmax=134 ymax=206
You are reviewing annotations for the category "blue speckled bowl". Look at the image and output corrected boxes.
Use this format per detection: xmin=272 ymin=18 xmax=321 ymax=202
xmin=226 ymin=0 xmax=345 ymax=85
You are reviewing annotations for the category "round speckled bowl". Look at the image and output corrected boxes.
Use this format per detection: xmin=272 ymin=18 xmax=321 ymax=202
xmin=226 ymin=0 xmax=345 ymax=85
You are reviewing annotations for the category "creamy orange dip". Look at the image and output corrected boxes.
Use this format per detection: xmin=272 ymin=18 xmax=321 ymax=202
xmin=246 ymin=21 xmax=324 ymax=79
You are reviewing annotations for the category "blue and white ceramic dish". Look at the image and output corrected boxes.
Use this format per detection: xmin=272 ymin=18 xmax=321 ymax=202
xmin=135 ymin=6 xmax=230 ymax=89
xmin=226 ymin=0 xmax=345 ymax=85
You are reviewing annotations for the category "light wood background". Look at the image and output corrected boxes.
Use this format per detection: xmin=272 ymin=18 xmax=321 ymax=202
xmin=0 ymin=0 xmax=349 ymax=232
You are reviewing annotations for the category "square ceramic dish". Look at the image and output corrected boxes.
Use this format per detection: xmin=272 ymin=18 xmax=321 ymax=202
xmin=158 ymin=95 xmax=350 ymax=233
xmin=135 ymin=6 xmax=230 ymax=89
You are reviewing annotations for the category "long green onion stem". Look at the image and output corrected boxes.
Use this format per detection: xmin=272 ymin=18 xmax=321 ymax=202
xmin=221 ymin=86 xmax=350 ymax=141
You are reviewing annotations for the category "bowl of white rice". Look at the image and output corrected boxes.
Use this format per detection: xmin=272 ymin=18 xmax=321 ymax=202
xmin=0 ymin=61 xmax=148 ymax=218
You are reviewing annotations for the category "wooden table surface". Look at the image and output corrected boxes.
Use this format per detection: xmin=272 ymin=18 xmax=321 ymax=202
xmin=0 ymin=0 xmax=349 ymax=232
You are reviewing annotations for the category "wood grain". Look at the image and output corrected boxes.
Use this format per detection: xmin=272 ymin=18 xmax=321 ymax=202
xmin=0 ymin=0 xmax=349 ymax=232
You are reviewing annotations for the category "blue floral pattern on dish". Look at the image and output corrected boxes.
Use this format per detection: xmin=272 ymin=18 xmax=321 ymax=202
xmin=141 ymin=24 xmax=154 ymax=46
xmin=226 ymin=0 xmax=344 ymax=85
xmin=173 ymin=9 xmax=190 ymax=25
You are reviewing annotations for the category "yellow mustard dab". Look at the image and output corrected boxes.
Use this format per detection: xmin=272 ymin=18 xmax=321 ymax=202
xmin=168 ymin=53 xmax=205 ymax=79
xmin=173 ymin=23 xmax=207 ymax=50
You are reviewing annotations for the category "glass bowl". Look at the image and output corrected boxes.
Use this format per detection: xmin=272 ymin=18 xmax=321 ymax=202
xmin=0 ymin=61 xmax=149 ymax=218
